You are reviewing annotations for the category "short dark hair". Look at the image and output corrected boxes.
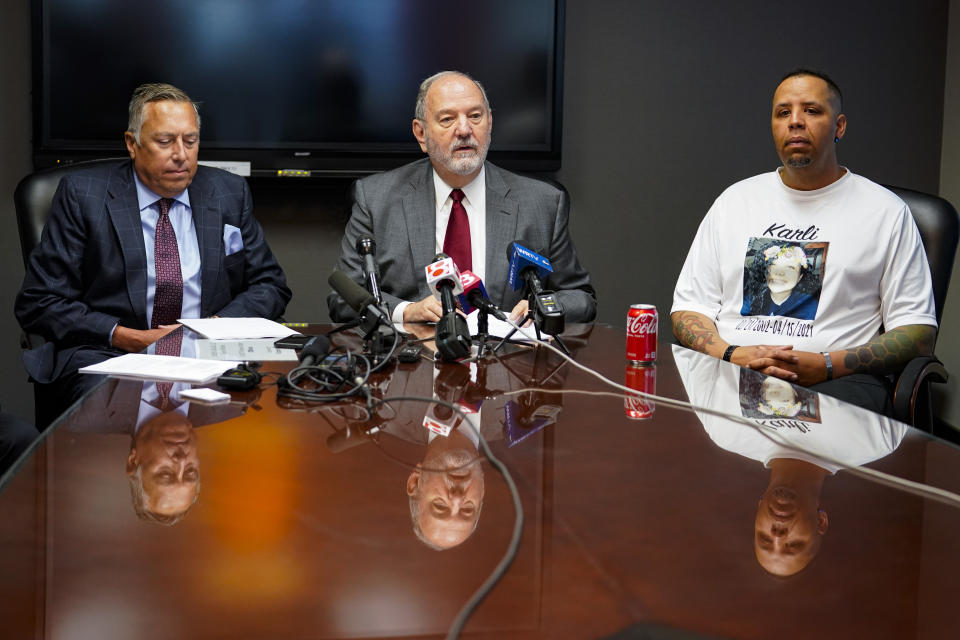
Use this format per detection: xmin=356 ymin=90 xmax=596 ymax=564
xmin=779 ymin=68 xmax=843 ymax=111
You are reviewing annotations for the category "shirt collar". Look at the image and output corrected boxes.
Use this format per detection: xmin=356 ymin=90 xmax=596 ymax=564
xmin=132 ymin=167 xmax=192 ymax=212
xmin=431 ymin=164 xmax=486 ymax=209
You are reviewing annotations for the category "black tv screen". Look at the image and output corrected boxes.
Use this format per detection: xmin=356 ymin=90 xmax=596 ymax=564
xmin=33 ymin=0 xmax=565 ymax=176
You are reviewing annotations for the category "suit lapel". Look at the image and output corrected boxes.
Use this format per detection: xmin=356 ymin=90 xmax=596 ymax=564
xmin=401 ymin=162 xmax=437 ymax=297
xmin=484 ymin=164 xmax=519 ymax=307
xmin=189 ymin=170 xmax=222 ymax=317
xmin=107 ymin=163 xmax=149 ymax=327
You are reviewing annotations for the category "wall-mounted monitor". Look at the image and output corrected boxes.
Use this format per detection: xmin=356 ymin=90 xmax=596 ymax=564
xmin=33 ymin=0 xmax=565 ymax=177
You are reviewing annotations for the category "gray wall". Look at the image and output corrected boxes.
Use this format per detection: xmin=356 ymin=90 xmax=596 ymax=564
xmin=936 ymin=1 xmax=960 ymax=427
xmin=1 ymin=0 xmax=955 ymax=427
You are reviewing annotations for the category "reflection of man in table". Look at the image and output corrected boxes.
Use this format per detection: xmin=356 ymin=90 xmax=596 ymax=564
xmin=406 ymin=420 xmax=485 ymax=550
xmin=328 ymin=70 xmax=595 ymax=325
xmin=671 ymin=69 xmax=936 ymax=413
xmin=16 ymin=82 xmax=290 ymax=427
xmin=673 ymin=345 xmax=907 ymax=575
xmin=126 ymin=407 xmax=200 ymax=525
xmin=66 ymin=330 xmax=247 ymax=524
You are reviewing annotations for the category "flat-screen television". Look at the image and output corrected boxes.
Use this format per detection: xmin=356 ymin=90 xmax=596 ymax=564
xmin=32 ymin=0 xmax=565 ymax=177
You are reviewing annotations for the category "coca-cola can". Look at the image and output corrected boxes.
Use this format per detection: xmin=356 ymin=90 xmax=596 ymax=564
xmin=625 ymin=364 xmax=656 ymax=420
xmin=626 ymin=304 xmax=658 ymax=364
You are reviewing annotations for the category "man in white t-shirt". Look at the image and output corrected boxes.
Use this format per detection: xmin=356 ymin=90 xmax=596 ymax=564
xmin=671 ymin=69 xmax=937 ymax=410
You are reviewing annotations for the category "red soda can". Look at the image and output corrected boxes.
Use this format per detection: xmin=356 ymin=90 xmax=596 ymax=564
xmin=625 ymin=364 xmax=656 ymax=420
xmin=626 ymin=304 xmax=657 ymax=364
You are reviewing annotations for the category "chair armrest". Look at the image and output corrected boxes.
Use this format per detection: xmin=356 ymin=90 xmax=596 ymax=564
xmin=892 ymin=355 xmax=948 ymax=428
xmin=19 ymin=331 xmax=46 ymax=351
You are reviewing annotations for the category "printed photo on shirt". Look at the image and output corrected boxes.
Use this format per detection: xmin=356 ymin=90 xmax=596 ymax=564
xmin=738 ymin=369 xmax=821 ymax=422
xmin=740 ymin=238 xmax=828 ymax=320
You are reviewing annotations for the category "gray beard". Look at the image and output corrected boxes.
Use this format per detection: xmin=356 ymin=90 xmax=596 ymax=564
xmin=786 ymin=156 xmax=812 ymax=168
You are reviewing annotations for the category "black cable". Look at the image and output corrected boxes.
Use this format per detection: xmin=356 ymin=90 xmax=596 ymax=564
xmin=366 ymin=394 xmax=524 ymax=639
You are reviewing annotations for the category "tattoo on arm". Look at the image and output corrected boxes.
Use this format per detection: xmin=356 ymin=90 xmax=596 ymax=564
xmin=672 ymin=312 xmax=721 ymax=355
xmin=842 ymin=325 xmax=937 ymax=376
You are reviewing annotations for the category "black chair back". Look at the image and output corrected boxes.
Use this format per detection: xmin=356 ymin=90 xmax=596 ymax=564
xmin=885 ymin=185 xmax=960 ymax=324
xmin=14 ymin=159 xmax=127 ymax=267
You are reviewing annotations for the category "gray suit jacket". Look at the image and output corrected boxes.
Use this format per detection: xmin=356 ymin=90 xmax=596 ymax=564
xmin=327 ymin=159 xmax=596 ymax=322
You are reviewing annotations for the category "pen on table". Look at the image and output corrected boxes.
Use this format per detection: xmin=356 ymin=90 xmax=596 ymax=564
xmin=282 ymin=322 xmax=309 ymax=327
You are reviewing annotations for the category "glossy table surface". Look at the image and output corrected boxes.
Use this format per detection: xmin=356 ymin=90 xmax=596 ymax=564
xmin=1 ymin=324 xmax=959 ymax=639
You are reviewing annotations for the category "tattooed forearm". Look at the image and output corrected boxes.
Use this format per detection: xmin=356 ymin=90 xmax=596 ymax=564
xmin=841 ymin=325 xmax=937 ymax=376
xmin=671 ymin=311 xmax=721 ymax=355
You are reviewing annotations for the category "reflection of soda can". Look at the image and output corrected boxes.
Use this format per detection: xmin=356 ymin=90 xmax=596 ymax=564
xmin=625 ymin=364 xmax=656 ymax=420
xmin=626 ymin=304 xmax=657 ymax=364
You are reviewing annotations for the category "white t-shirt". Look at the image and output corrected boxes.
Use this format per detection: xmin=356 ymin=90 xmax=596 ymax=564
xmin=672 ymin=169 xmax=937 ymax=352
xmin=673 ymin=345 xmax=907 ymax=473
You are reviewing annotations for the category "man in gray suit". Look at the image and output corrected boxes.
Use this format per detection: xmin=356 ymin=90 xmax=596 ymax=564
xmin=328 ymin=71 xmax=595 ymax=324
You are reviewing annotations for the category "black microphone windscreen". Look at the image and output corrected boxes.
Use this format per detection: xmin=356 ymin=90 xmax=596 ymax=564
xmin=300 ymin=334 xmax=331 ymax=362
xmin=329 ymin=270 xmax=375 ymax=312
xmin=433 ymin=252 xmax=449 ymax=262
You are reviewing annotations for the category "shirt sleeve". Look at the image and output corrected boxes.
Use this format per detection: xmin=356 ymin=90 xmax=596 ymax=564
xmin=671 ymin=199 xmax=726 ymax=321
xmin=878 ymin=203 xmax=938 ymax=331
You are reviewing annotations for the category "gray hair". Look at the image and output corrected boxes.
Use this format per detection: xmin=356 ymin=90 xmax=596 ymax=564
xmin=414 ymin=71 xmax=490 ymax=122
xmin=127 ymin=82 xmax=201 ymax=144
xmin=128 ymin=463 xmax=200 ymax=526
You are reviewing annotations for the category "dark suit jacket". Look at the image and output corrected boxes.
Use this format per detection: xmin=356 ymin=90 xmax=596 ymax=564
xmin=15 ymin=160 xmax=291 ymax=384
xmin=327 ymin=159 xmax=596 ymax=322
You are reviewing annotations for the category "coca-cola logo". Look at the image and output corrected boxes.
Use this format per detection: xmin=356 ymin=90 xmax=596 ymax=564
xmin=627 ymin=313 xmax=658 ymax=336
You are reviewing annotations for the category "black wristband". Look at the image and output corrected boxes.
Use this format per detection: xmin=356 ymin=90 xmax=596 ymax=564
xmin=722 ymin=345 xmax=738 ymax=362
xmin=822 ymin=352 xmax=833 ymax=381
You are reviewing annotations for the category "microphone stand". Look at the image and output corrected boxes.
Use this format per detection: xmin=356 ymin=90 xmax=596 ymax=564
xmin=328 ymin=302 xmax=396 ymax=365
xmin=472 ymin=307 xmax=497 ymax=358
xmin=495 ymin=289 xmax=570 ymax=355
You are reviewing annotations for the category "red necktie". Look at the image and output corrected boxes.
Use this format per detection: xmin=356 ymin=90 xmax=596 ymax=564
xmin=442 ymin=189 xmax=472 ymax=272
xmin=152 ymin=197 xmax=183 ymax=329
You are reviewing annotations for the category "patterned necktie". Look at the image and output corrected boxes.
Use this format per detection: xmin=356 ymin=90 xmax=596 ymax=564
xmin=154 ymin=329 xmax=183 ymax=406
xmin=442 ymin=189 xmax=472 ymax=272
xmin=152 ymin=197 xmax=183 ymax=329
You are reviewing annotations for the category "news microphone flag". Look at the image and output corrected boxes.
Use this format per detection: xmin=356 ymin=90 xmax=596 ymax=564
xmin=457 ymin=270 xmax=489 ymax=314
xmin=425 ymin=256 xmax=464 ymax=298
xmin=507 ymin=242 xmax=553 ymax=291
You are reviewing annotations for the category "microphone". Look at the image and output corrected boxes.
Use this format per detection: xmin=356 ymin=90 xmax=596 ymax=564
xmin=424 ymin=254 xmax=471 ymax=361
xmin=328 ymin=270 xmax=391 ymax=328
xmin=457 ymin=270 xmax=507 ymax=321
xmin=356 ymin=235 xmax=383 ymax=304
xmin=298 ymin=334 xmax=331 ymax=368
xmin=505 ymin=242 xmax=565 ymax=335
xmin=506 ymin=242 xmax=553 ymax=292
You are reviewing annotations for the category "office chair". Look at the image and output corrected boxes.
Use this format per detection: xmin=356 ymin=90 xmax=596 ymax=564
xmin=15 ymin=158 xmax=126 ymax=268
xmin=884 ymin=185 xmax=959 ymax=432
xmin=14 ymin=159 xmax=126 ymax=350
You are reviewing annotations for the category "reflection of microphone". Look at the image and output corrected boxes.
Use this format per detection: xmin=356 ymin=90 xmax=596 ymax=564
xmin=424 ymin=254 xmax=471 ymax=361
xmin=299 ymin=335 xmax=331 ymax=367
xmin=503 ymin=391 xmax=563 ymax=447
xmin=505 ymin=242 xmax=564 ymax=335
xmin=328 ymin=270 xmax=391 ymax=327
xmin=457 ymin=270 xmax=507 ymax=321
xmin=356 ymin=235 xmax=383 ymax=304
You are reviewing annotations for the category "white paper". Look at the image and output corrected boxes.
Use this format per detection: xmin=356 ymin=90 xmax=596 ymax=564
xmin=198 ymin=160 xmax=251 ymax=176
xmin=178 ymin=317 xmax=299 ymax=340
xmin=466 ymin=311 xmax=543 ymax=342
xmin=196 ymin=338 xmax=299 ymax=361
xmin=79 ymin=353 xmax=240 ymax=383
xmin=179 ymin=388 xmax=232 ymax=404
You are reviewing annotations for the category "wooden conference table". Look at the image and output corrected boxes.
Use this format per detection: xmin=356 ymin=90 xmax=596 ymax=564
xmin=1 ymin=323 xmax=958 ymax=639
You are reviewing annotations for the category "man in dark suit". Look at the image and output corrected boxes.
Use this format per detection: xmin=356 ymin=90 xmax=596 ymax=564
xmin=15 ymin=83 xmax=290 ymax=427
xmin=327 ymin=71 xmax=595 ymax=324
